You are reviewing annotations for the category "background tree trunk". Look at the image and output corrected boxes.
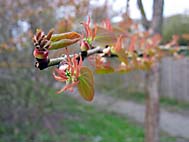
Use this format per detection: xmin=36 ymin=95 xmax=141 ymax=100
xmin=151 ymin=0 xmax=164 ymax=34
xmin=145 ymin=1 xmax=164 ymax=142
xmin=145 ymin=63 xmax=160 ymax=142
xmin=137 ymin=0 xmax=164 ymax=142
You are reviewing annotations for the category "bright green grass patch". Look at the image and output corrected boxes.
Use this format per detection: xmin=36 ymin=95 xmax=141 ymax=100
xmin=43 ymin=91 xmax=145 ymax=142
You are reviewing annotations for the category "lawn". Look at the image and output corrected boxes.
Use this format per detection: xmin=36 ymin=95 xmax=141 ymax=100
xmin=0 ymin=82 xmax=176 ymax=142
xmin=30 ymin=90 xmax=176 ymax=142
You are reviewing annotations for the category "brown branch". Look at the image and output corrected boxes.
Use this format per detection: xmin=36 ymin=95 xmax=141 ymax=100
xmin=137 ymin=0 xmax=150 ymax=30
xmin=35 ymin=46 xmax=189 ymax=70
xmin=35 ymin=47 xmax=103 ymax=70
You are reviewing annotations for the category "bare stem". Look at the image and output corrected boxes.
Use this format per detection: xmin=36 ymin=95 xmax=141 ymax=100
xmin=36 ymin=47 xmax=103 ymax=70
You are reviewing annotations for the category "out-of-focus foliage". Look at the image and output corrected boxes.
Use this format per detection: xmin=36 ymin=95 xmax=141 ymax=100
xmin=162 ymin=14 xmax=189 ymax=45
xmin=0 ymin=0 xmax=109 ymax=140
xmin=0 ymin=0 xmax=121 ymax=140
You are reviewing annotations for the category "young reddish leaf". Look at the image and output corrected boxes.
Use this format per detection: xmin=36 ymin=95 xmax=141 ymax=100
xmin=49 ymin=38 xmax=80 ymax=50
xmin=111 ymin=35 xmax=128 ymax=65
xmin=103 ymin=19 xmax=112 ymax=31
xmin=128 ymin=35 xmax=137 ymax=52
xmin=80 ymin=40 xmax=90 ymax=51
xmin=46 ymin=29 xmax=54 ymax=40
xmin=50 ymin=32 xmax=81 ymax=42
xmin=78 ymin=67 xmax=94 ymax=101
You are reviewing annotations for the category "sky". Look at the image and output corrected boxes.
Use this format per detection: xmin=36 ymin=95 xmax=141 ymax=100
xmin=127 ymin=0 xmax=189 ymax=19
xmin=91 ymin=0 xmax=189 ymax=20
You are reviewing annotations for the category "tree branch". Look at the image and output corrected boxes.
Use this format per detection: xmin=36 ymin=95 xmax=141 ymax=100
xmin=137 ymin=0 xmax=150 ymax=30
xmin=35 ymin=47 xmax=103 ymax=70
xmin=35 ymin=45 xmax=189 ymax=70
xmin=126 ymin=0 xmax=130 ymax=14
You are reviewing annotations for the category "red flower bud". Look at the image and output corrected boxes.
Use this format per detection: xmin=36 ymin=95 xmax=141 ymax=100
xmin=80 ymin=40 xmax=90 ymax=51
xmin=33 ymin=48 xmax=48 ymax=59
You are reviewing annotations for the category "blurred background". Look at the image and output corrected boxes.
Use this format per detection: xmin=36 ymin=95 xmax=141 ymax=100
xmin=0 ymin=0 xmax=189 ymax=142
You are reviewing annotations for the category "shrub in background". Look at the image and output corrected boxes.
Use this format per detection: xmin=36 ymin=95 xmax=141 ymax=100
xmin=162 ymin=14 xmax=189 ymax=45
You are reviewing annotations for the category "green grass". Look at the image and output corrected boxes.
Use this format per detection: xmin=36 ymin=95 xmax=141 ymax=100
xmin=31 ymin=89 xmax=176 ymax=142
xmin=0 ymin=79 xmax=177 ymax=142
xmin=108 ymin=90 xmax=189 ymax=112
xmin=40 ymin=90 xmax=145 ymax=142
xmin=160 ymin=96 xmax=189 ymax=112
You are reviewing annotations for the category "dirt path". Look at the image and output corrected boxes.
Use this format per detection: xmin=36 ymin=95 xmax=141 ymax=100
xmin=74 ymin=93 xmax=189 ymax=140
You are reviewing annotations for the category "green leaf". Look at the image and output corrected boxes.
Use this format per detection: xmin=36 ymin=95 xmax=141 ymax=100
xmin=49 ymin=32 xmax=81 ymax=50
xmin=49 ymin=38 xmax=80 ymax=50
xmin=78 ymin=67 xmax=94 ymax=101
xmin=95 ymin=67 xmax=114 ymax=74
xmin=50 ymin=32 xmax=81 ymax=42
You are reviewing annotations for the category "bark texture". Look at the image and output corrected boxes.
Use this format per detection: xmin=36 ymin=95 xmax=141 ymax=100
xmin=137 ymin=1 xmax=164 ymax=142
xmin=151 ymin=0 xmax=164 ymax=34
xmin=145 ymin=63 xmax=160 ymax=142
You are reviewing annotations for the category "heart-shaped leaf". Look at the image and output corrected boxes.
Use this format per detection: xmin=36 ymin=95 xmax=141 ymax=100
xmin=78 ymin=67 xmax=94 ymax=101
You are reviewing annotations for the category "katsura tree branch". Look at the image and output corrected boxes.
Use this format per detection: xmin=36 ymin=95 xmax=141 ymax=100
xmin=35 ymin=45 xmax=188 ymax=70
xmin=35 ymin=46 xmax=103 ymax=70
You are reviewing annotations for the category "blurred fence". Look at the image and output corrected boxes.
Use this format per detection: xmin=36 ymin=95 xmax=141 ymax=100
xmin=159 ymin=57 xmax=189 ymax=101
xmin=122 ymin=57 xmax=189 ymax=102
